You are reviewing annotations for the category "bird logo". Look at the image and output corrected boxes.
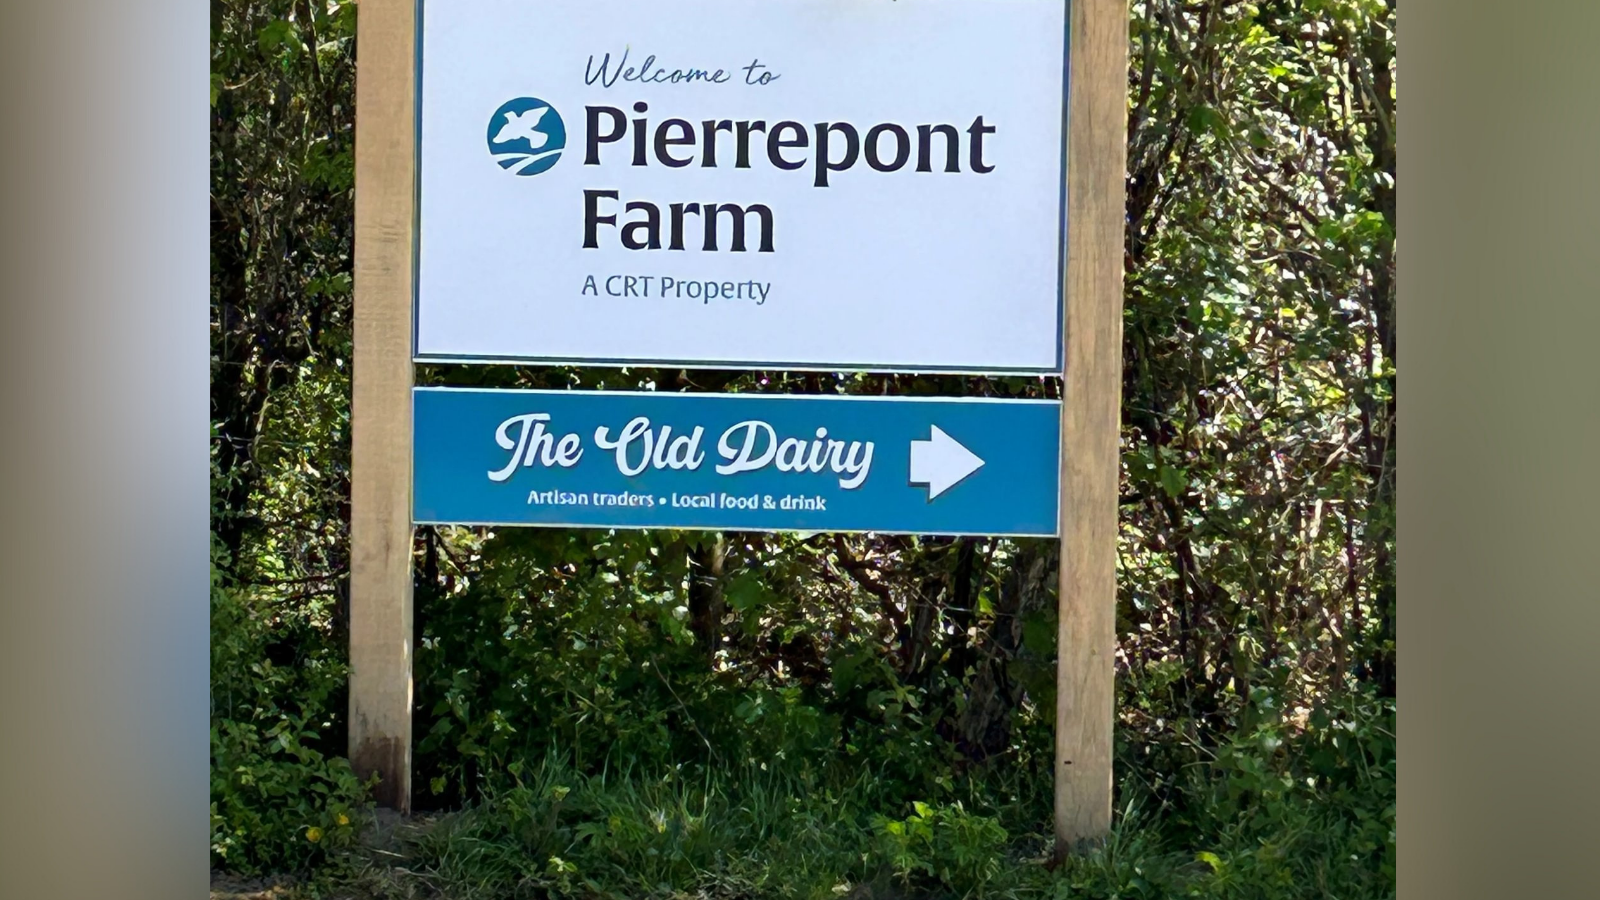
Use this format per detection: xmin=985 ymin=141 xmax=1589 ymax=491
xmin=486 ymin=97 xmax=566 ymax=176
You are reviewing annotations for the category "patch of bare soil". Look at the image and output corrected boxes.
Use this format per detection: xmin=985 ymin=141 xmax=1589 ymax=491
xmin=209 ymin=872 xmax=298 ymax=900
xmin=211 ymin=810 xmax=446 ymax=900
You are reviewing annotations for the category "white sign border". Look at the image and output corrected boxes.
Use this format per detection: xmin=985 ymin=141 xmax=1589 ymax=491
xmin=410 ymin=386 xmax=1065 ymax=538
xmin=409 ymin=0 xmax=1073 ymax=377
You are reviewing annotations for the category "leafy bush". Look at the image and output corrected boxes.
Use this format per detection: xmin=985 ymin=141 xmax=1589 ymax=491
xmin=873 ymin=801 xmax=1010 ymax=895
xmin=208 ymin=1 xmax=1398 ymax=896
xmin=210 ymin=715 xmax=368 ymax=871
xmin=210 ymin=545 xmax=372 ymax=872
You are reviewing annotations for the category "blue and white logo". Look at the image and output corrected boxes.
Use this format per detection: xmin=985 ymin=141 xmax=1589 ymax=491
xmin=487 ymin=97 xmax=566 ymax=176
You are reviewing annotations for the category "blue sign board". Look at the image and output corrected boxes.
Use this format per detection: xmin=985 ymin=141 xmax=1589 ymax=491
xmin=414 ymin=388 xmax=1060 ymax=537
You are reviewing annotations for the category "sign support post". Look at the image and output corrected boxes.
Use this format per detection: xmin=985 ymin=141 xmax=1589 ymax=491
xmin=350 ymin=0 xmax=416 ymax=813
xmin=345 ymin=0 xmax=1127 ymax=834
xmin=1056 ymin=0 xmax=1128 ymax=853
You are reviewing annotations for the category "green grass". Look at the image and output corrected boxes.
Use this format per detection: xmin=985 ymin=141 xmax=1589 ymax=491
xmin=282 ymin=740 xmax=1392 ymax=900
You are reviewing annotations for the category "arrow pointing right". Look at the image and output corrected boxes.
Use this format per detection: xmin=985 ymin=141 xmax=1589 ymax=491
xmin=910 ymin=425 xmax=986 ymax=500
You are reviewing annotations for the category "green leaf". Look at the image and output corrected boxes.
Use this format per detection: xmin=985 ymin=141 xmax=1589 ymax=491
xmin=257 ymin=20 xmax=303 ymax=55
xmin=725 ymin=571 xmax=768 ymax=612
xmin=1021 ymin=612 xmax=1056 ymax=656
xmin=1186 ymin=104 xmax=1231 ymax=139
xmin=1159 ymin=465 xmax=1188 ymax=499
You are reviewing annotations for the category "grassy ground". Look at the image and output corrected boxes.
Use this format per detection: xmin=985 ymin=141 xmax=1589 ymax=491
xmin=212 ymin=743 xmax=1394 ymax=900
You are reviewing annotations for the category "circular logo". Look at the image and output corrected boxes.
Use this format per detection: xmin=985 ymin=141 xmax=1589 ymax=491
xmin=487 ymin=97 xmax=566 ymax=176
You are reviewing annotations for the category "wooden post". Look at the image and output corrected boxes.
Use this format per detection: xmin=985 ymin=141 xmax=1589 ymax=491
xmin=1055 ymin=0 xmax=1127 ymax=853
xmin=350 ymin=0 xmax=416 ymax=813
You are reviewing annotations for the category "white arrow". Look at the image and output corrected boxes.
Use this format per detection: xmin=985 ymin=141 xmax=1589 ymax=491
xmin=910 ymin=425 xmax=985 ymax=500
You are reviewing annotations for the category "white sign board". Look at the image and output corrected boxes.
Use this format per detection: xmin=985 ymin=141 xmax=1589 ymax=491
xmin=416 ymin=0 xmax=1069 ymax=373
